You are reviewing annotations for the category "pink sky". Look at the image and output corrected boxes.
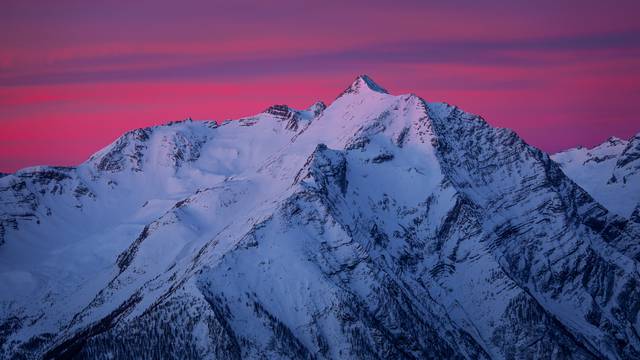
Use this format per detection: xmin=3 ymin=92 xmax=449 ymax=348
xmin=1 ymin=0 xmax=639 ymax=172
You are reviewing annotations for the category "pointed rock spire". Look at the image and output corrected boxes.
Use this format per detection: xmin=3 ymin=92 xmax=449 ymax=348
xmin=337 ymin=75 xmax=388 ymax=98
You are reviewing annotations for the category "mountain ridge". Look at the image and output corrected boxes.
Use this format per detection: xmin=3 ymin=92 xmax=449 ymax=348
xmin=552 ymin=132 xmax=640 ymax=217
xmin=1 ymin=75 xmax=640 ymax=359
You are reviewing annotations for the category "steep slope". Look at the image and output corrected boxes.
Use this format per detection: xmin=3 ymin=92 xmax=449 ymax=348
xmin=1 ymin=75 xmax=640 ymax=359
xmin=552 ymin=135 xmax=640 ymax=218
xmin=0 ymin=103 xmax=325 ymax=356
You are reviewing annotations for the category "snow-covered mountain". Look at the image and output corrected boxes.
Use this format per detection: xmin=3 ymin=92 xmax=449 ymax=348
xmin=552 ymin=135 xmax=640 ymax=219
xmin=1 ymin=75 xmax=640 ymax=359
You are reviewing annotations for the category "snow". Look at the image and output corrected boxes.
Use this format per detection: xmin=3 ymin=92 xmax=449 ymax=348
xmin=552 ymin=135 xmax=640 ymax=217
xmin=1 ymin=75 xmax=639 ymax=359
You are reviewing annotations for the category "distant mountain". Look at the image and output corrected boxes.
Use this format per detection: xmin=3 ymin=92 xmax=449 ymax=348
xmin=552 ymin=134 xmax=640 ymax=219
xmin=1 ymin=75 xmax=640 ymax=359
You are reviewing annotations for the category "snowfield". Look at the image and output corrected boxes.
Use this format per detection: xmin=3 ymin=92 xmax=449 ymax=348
xmin=552 ymin=136 xmax=640 ymax=218
xmin=1 ymin=75 xmax=640 ymax=359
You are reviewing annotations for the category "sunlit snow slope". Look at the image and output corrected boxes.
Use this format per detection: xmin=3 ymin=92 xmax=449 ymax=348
xmin=1 ymin=76 xmax=640 ymax=359
xmin=552 ymin=135 xmax=640 ymax=218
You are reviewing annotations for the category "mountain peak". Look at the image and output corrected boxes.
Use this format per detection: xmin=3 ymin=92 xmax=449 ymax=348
xmin=337 ymin=75 xmax=388 ymax=98
xmin=5 ymin=75 xmax=640 ymax=360
xmin=606 ymin=136 xmax=625 ymax=145
xmin=264 ymin=104 xmax=294 ymax=119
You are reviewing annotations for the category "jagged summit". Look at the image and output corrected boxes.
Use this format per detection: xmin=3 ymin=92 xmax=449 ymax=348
xmin=552 ymin=131 xmax=640 ymax=217
xmin=337 ymin=74 xmax=389 ymax=98
xmin=556 ymin=135 xmax=629 ymax=155
xmin=2 ymin=77 xmax=640 ymax=359
xmin=606 ymin=136 xmax=625 ymax=145
xmin=262 ymin=101 xmax=326 ymax=120
xmin=263 ymin=104 xmax=293 ymax=119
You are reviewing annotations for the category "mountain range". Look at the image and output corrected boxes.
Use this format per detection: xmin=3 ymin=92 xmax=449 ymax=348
xmin=1 ymin=75 xmax=639 ymax=359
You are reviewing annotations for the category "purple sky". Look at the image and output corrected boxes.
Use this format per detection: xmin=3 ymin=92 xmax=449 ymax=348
xmin=1 ymin=0 xmax=639 ymax=172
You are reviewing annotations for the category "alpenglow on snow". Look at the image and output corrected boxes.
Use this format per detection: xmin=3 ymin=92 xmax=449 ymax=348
xmin=1 ymin=75 xmax=640 ymax=359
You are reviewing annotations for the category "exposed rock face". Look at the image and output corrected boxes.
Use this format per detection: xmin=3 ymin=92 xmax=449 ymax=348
xmin=1 ymin=75 xmax=639 ymax=359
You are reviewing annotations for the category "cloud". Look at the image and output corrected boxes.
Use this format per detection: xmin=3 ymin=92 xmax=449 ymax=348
xmin=1 ymin=30 xmax=639 ymax=87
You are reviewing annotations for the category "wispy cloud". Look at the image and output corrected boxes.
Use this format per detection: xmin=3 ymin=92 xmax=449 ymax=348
xmin=1 ymin=0 xmax=639 ymax=171
xmin=2 ymin=30 xmax=639 ymax=87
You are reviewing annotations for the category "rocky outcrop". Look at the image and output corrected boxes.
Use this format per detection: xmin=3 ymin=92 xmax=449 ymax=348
xmin=1 ymin=76 xmax=639 ymax=359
